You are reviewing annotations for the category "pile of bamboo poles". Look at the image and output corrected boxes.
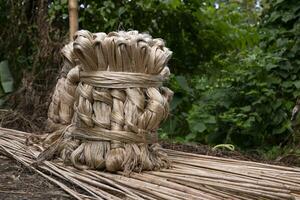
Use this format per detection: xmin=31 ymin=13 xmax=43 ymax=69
xmin=1 ymin=127 xmax=300 ymax=200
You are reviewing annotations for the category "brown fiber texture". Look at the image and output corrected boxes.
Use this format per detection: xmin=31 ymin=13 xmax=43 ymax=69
xmin=40 ymin=30 xmax=173 ymax=173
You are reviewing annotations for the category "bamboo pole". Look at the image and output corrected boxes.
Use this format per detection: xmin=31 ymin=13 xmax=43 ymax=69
xmin=68 ymin=0 xmax=78 ymax=41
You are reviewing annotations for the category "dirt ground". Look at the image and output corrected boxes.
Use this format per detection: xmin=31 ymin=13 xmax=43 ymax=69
xmin=0 ymin=155 xmax=70 ymax=200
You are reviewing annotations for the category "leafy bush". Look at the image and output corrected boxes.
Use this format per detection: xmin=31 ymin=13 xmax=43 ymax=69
xmin=187 ymin=49 xmax=294 ymax=148
xmin=178 ymin=0 xmax=300 ymax=152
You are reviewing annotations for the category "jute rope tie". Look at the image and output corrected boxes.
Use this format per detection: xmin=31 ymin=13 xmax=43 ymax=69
xmin=80 ymin=71 xmax=165 ymax=88
xmin=74 ymin=69 xmax=167 ymax=145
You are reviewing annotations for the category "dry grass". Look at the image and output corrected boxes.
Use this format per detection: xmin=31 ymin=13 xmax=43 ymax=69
xmin=1 ymin=127 xmax=300 ymax=200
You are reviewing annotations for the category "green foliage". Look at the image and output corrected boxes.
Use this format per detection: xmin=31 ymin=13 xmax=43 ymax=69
xmin=0 ymin=1 xmax=34 ymax=81
xmin=158 ymin=1 xmax=261 ymax=144
xmin=177 ymin=0 xmax=300 ymax=151
xmin=49 ymin=0 xmax=258 ymax=73
xmin=0 ymin=60 xmax=14 ymax=94
xmin=0 ymin=60 xmax=14 ymax=105
xmin=187 ymin=48 xmax=294 ymax=148
xmin=0 ymin=0 xmax=66 ymax=88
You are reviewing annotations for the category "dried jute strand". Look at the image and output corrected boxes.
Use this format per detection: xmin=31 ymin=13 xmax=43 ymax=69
xmin=36 ymin=30 xmax=173 ymax=173
xmin=47 ymin=42 xmax=78 ymax=131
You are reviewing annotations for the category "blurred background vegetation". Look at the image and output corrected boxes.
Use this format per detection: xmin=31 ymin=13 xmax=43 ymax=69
xmin=0 ymin=0 xmax=300 ymax=160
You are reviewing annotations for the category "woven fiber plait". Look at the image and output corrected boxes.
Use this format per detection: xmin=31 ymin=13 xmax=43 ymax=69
xmin=39 ymin=30 xmax=173 ymax=173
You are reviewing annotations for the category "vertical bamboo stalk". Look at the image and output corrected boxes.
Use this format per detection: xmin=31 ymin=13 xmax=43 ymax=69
xmin=68 ymin=0 xmax=78 ymax=41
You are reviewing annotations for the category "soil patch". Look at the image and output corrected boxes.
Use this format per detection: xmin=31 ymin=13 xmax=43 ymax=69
xmin=0 ymin=155 xmax=70 ymax=200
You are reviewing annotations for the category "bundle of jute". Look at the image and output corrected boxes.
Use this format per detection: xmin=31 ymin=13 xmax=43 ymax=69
xmin=39 ymin=30 xmax=173 ymax=173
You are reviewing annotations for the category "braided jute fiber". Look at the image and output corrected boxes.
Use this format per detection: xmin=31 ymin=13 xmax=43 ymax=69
xmin=38 ymin=30 xmax=174 ymax=173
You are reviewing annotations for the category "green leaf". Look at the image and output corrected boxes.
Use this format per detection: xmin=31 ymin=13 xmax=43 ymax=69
xmin=0 ymin=60 xmax=13 ymax=93
xmin=54 ymin=4 xmax=62 ymax=11
xmin=268 ymin=11 xmax=281 ymax=23
xmin=166 ymin=0 xmax=181 ymax=9
xmin=293 ymin=80 xmax=300 ymax=89
xmin=275 ymin=0 xmax=285 ymax=4
xmin=265 ymin=63 xmax=278 ymax=71
xmin=240 ymin=106 xmax=251 ymax=112
xmin=282 ymin=13 xmax=295 ymax=22
xmin=282 ymin=81 xmax=293 ymax=88
xmin=272 ymin=125 xmax=287 ymax=135
xmin=61 ymin=0 xmax=67 ymax=5
xmin=185 ymin=132 xmax=197 ymax=141
xmin=118 ymin=7 xmax=125 ymax=16
xmin=191 ymin=122 xmax=206 ymax=133
xmin=175 ymin=136 xmax=185 ymax=143
xmin=204 ymin=116 xmax=216 ymax=124
xmin=175 ymin=76 xmax=190 ymax=92
xmin=170 ymin=95 xmax=184 ymax=110
xmin=293 ymin=90 xmax=300 ymax=97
